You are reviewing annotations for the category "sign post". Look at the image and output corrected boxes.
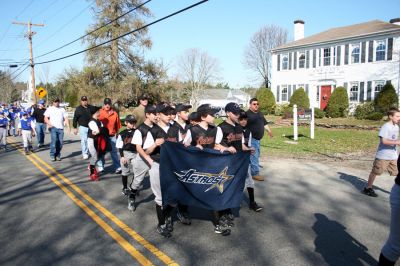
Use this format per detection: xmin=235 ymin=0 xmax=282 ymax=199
xmin=293 ymin=104 xmax=298 ymax=141
xmin=294 ymin=106 xmax=315 ymax=140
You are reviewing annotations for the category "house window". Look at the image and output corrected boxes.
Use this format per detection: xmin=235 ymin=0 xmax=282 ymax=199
xmin=323 ymin=48 xmax=331 ymax=66
xmin=298 ymin=52 xmax=305 ymax=68
xmin=281 ymin=85 xmax=288 ymax=102
xmin=282 ymin=54 xmax=289 ymax=70
xmin=376 ymin=40 xmax=386 ymax=61
xmin=374 ymin=80 xmax=385 ymax=99
xmin=350 ymin=82 xmax=359 ymax=102
xmin=351 ymin=44 xmax=360 ymax=63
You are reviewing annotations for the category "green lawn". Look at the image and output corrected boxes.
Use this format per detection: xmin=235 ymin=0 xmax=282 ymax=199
xmin=262 ymin=126 xmax=378 ymax=157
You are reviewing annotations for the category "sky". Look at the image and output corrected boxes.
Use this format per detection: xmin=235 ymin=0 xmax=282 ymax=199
xmin=0 ymin=0 xmax=399 ymax=89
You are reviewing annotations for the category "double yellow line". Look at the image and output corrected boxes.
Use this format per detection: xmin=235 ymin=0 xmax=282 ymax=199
xmin=10 ymin=140 xmax=178 ymax=266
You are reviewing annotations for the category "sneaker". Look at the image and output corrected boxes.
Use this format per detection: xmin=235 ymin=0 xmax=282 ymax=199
xmin=165 ymin=216 xmax=174 ymax=232
xmin=157 ymin=224 xmax=171 ymax=238
xmin=214 ymin=225 xmax=231 ymax=236
xmin=97 ymin=166 xmax=104 ymax=173
xmin=50 ymin=157 xmax=56 ymax=161
xmin=220 ymin=215 xmax=234 ymax=228
xmin=115 ymin=167 xmax=122 ymax=174
xmin=249 ymin=202 xmax=263 ymax=212
xmin=56 ymin=156 xmax=61 ymax=161
xmin=90 ymin=173 xmax=99 ymax=181
xmin=362 ymin=187 xmax=378 ymax=197
xmin=122 ymin=188 xmax=130 ymax=196
xmin=83 ymin=154 xmax=89 ymax=160
xmin=176 ymin=209 xmax=192 ymax=225
xmin=128 ymin=194 xmax=135 ymax=211
xmin=37 ymin=144 xmax=41 ymax=148
xmin=252 ymin=175 xmax=264 ymax=181
xmin=25 ymin=149 xmax=29 ymax=155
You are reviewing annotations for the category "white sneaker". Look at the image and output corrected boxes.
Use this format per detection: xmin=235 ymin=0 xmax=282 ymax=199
xmin=83 ymin=154 xmax=89 ymax=159
xmin=98 ymin=166 xmax=104 ymax=173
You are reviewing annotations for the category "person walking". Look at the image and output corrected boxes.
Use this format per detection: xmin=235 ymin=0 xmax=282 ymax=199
xmin=132 ymin=93 xmax=149 ymax=126
xmin=32 ymin=100 xmax=47 ymax=148
xmin=98 ymin=98 xmax=122 ymax=173
xmin=18 ymin=112 xmax=36 ymax=154
xmin=0 ymin=111 xmax=8 ymax=151
xmin=44 ymin=98 xmax=70 ymax=161
xmin=246 ymin=98 xmax=273 ymax=181
xmin=73 ymin=96 xmax=96 ymax=159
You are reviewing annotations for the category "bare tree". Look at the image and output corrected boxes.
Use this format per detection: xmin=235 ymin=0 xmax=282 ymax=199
xmin=243 ymin=25 xmax=288 ymax=88
xmin=177 ymin=48 xmax=220 ymax=107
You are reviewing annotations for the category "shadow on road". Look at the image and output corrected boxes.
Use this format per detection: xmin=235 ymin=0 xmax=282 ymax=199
xmin=313 ymin=213 xmax=377 ymax=266
xmin=338 ymin=172 xmax=390 ymax=195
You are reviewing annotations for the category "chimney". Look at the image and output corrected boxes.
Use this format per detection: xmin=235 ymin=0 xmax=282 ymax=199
xmin=389 ymin=18 xmax=400 ymax=26
xmin=294 ymin=20 xmax=305 ymax=41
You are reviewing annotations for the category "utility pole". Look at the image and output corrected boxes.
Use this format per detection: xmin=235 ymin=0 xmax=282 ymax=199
xmin=12 ymin=20 xmax=44 ymax=103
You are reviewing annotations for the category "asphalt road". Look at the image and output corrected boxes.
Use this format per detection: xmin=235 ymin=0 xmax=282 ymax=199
xmin=0 ymin=132 xmax=398 ymax=266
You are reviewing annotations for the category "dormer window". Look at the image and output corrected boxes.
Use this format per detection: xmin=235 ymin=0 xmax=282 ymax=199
xmin=351 ymin=44 xmax=360 ymax=63
xmin=282 ymin=54 xmax=289 ymax=70
xmin=298 ymin=52 xmax=305 ymax=68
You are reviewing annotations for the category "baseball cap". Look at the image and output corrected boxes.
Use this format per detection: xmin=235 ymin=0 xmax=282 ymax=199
xmin=21 ymin=111 xmax=27 ymax=116
xmin=156 ymin=103 xmax=174 ymax=115
xmin=197 ymin=104 xmax=219 ymax=117
xmin=38 ymin=100 xmax=45 ymax=105
xmin=188 ymin=112 xmax=200 ymax=122
xmin=104 ymin=98 xmax=112 ymax=105
xmin=225 ymin=102 xmax=241 ymax=115
xmin=175 ymin=103 xmax=192 ymax=112
xmin=81 ymin=96 xmax=88 ymax=101
xmin=124 ymin=114 xmax=137 ymax=124
xmin=145 ymin=105 xmax=157 ymax=114
xmin=53 ymin=97 xmax=60 ymax=102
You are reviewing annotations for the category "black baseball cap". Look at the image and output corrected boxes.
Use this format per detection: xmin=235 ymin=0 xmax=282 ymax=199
xmin=225 ymin=102 xmax=241 ymax=115
xmin=104 ymin=98 xmax=112 ymax=105
xmin=81 ymin=96 xmax=88 ymax=101
xmin=175 ymin=103 xmax=192 ymax=112
xmin=145 ymin=105 xmax=157 ymax=114
xmin=125 ymin=114 xmax=137 ymax=124
xmin=156 ymin=103 xmax=174 ymax=115
xmin=197 ymin=104 xmax=219 ymax=117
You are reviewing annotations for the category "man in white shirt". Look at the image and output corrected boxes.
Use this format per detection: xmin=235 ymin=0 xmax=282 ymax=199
xmin=44 ymin=98 xmax=70 ymax=161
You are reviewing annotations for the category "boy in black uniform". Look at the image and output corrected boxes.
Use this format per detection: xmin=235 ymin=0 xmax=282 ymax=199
xmin=116 ymin=115 xmax=137 ymax=211
xmin=183 ymin=104 xmax=231 ymax=236
xmin=134 ymin=103 xmax=175 ymax=237
xmin=167 ymin=103 xmax=192 ymax=225
xmin=239 ymin=111 xmax=263 ymax=212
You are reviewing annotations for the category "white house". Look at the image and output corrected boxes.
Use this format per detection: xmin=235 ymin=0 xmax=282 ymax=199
xmin=271 ymin=19 xmax=400 ymax=110
xmin=196 ymin=88 xmax=251 ymax=108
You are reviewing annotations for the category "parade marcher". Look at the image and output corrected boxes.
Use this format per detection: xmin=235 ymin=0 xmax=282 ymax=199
xmin=168 ymin=103 xmax=192 ymax=225
xmin=32 ymin=100 xmax=47 ymax=148
xmin=132 ymin=93 xmax=149 ymax=126
xmin=188 ymin=111 xmax=200 ymax=126
xmin=183 ymin=104 xmax=231 ymax=236
xmin=0 ymin=111 xmax=8 ymax=151
xmin=7 ymin=107 xmax=16 ymax=137
xmin=363 ymin=107 xmax=400 ymax=197
xmin=379 ymin=158 xmax=400 ymax=266
xmin=246 ymin=98 xmax=273 ymax=181
xmin=116 ymin=115 xmax=137 ymax=210
xmin=87 ymin=106 xmax=108 ymax=181
xmin=239 ymin=110 xmax=263 ymax=212
xmin=98 ymin=97 xmax=122 ymax=174
xmin=18 ymin=112 xmax=36 ymax=155
xmin=134 ymin=103 xmax=175 ymax=237
xmin=44 ymin=98 xmax=70 ymax=161
xmin=73 ymin=96 xmax=96 ymax=159
xmin=130 ymin=105 xmax=156 ymax=204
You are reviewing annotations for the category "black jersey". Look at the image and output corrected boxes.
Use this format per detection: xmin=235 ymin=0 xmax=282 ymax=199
xmin=136 ymin=123 xmax=152 ymax=147
xmin=190 ymin=124 xmax=217 ymax=149
xmin=218 ymin=121 xmax=243 ymax=151
xmin=148 ymin=124 xmax=169 ymax=163
xmin=119 ymin=128 xmax=137 ymax=153
xmin=168 ymin=121 xmax=190 ymax=143
xmin=242 ymin=127 xmax=251 ymax=147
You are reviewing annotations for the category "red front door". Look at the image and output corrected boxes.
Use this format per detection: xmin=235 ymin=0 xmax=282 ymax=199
xmin=320 ymin=85 xmax=332 ymax=110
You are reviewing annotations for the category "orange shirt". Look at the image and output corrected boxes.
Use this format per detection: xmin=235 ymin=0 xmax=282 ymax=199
xmin=99 ymin=108 xmax=122 ymax=136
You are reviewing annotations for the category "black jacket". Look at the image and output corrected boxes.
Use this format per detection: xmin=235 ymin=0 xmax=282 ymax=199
xmin=73 ymin=105 xmax=96 ymax=128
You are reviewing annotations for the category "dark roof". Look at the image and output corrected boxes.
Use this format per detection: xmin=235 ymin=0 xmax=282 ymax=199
xmin=273 ymin=20 xmax=400 ymax=51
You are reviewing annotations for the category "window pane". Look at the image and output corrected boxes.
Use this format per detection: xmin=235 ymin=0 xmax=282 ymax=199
xmin=282 ymin=55 xmax=288 ymax=70
xmin=376 ymin=41 xmax=386 ymax=61
xmin=281 ymin=87 xmax=288 ymax=101
xmin=299 ymin=53 xmax=305 ymax=68
xmin=374 ymin=81 xmax=385 ymax=99
xmin=350 ymin=84 xmax=358 ymax=101
xmin=323 ymin=48 xmax=330 ymax=66
xmin=351 ymin=45 xmax=360 ymax=63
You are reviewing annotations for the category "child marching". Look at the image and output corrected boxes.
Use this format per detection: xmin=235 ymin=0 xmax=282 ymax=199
xmin=17 ymin=112 xmax=36 ymax=155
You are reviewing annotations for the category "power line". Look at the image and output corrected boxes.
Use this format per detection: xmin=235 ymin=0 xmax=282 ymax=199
xmin=35 ymin=0 xmax=208 ymax=66
xmin=34 ymin=0 xmax=151 ymax=59
xmin=15 ymin=0 xmax=35 ymax=20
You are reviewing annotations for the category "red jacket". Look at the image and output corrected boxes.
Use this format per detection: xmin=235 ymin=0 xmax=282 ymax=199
xmin=99 ymin=108 xmax=122 ymax=136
